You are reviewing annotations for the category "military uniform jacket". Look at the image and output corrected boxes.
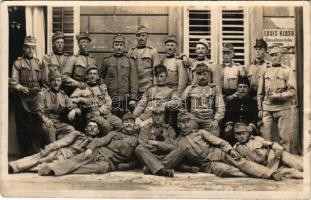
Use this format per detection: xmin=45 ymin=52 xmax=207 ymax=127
xmin=71 ymin=83 xmax=112 ymax=114
xmin=225 ymin=95 xmax=258 ymax=126
xmin=219 ymin=62 xmax=246 ymax=96
xmin=10 ymin=56 xmax=42 ymax=113
xmin=161 ymin=55 xmax=188 ymax=96
xmin=246 ymin=59 xmax=269 ymax=97
xmin=133 ymin=85 xmax=175 ymax=117
xmin=42 ymin=52 xmax=70 ymax=88
xmin=87 ymin=129 xmax=138 ymax=163
xmin=257 ymin=64 xmax=296 ymax=111
xmin=61 ymin=53 xmax=97 ymax=88
xmin=138 ymin=123 xmax=176 ymax=154
xmin=101 ymin=54 xmax=139 ymax=100
xmin=181 ymin=84 xmax=225 ymax=121
xmin=176 ymin=129 xmax=233 ymax=161
xmin=127 ymin=46 xmax=160 ymax=93
xmin=189 ymin=57 xmax=220 ymax=87
xmin=36 ymin=88 xmax=74 ymax=122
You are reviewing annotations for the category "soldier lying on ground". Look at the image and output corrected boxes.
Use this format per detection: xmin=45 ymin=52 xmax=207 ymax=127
xmin=37 ymin=113 xmax=138 ymax=176
xmin=232 ymin=122 xmax=303 ymax=179
xmin=8 ymin=117 xmax=107 ymax=174
xmin=173 ymin=111 xmax=284 ymax=181
xmin=70 ymin=65 xmax=123 ymax=133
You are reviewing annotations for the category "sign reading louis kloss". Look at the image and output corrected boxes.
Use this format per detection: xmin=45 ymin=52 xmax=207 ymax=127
xmin=263 ymin=28 xmax=295 ymax=47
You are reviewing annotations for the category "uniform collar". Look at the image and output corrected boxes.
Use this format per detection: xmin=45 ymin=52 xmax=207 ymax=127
xmin=254 ymin=59 xmax=265 ymax=65
xmin=223 ymin=62 xmax=233 ymax=67
xmin=79 ymin=51 xmax=89 ymax=56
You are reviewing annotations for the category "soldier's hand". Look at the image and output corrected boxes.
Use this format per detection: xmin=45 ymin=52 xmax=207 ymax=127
xmin=68 ymin=110 xmax=77 ymax=121
xmin=229 ymin=149 xmax=242 ymax=159
xmin=272 ymin=142 xmax=284 ymax=151
xmin=148 ymin=140 xmax=159 ymax=146
xmin=20 ymin=86 xmax=29 ymax=94
xmin=129 ymin=100 xmax=137 ymax=108
xmin=225 ymin=124 xmax=233 ymax=133
xmin=182 ymin=55 xmax=190 ymax=67
xmin=83 ymin=149 xmax=93 ymax=159
xmin=45 ymin=119 xmax=54 ymax=128
xmin=258 ymin=110 xmax=263 ymax=119
xmin=210 ymin=120 xmax=219 ymax=130
xmin=78 ymin=82 xmax=87 ymax=90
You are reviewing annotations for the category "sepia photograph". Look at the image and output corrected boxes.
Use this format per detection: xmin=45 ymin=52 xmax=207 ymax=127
xmin=0 ymin=1 xmax=310 ymax=199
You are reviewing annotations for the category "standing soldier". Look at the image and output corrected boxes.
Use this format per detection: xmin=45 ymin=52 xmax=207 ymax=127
xmin=161 ymin=34 xmax=188 ymax=96
xmin=257 ymin=45 xmax=297 ymax=154
xmin=186 ymin=38 xmax=220 ymax=86
xmin=128 ymin=25 xmax=160 ymax=99
xmin=246 ymin=38 xmax=270 ymax=98
xmin=101 ymin=34 xmax=138 ymax=118
xmin=181 ymin=63 xmax=225 ymax=137
xmin=36 ymin=71 xmax=79 ymax=143
xmin=42 ymin=31 xmax=70 ymax=88
xmin=10 ymin=36 xmax=43 ymax=156
xmin=219 ymin=43 xmax=246 ymax=102
xmin=62 ymin=32 xmax=97 ymax=95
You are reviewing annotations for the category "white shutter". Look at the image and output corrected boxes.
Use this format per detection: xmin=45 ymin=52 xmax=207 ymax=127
xmin=188 ymin=10 xmax=211 ymax=59
xmin=222 ymin=9 xmax=245 ymax=65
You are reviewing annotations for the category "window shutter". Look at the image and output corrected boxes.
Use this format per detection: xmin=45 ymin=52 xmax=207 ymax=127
xmin=52 ymin=7 xmax=74 ymax=54
xmin=222 ymin=10 xmax=245 ymax=65
xmin=188 ymin=10 xmax=211 ymax=59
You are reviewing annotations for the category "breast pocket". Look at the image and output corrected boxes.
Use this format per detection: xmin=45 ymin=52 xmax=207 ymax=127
xmin=19 ymin=67 xmax=30 ymax=84
xmin=274 ymin=75 xmax=287 ymax=90
xmin=227 ymin=77 xmax=238 ymax=89
xmin=142 ymin=56 xmax=152 ymax=69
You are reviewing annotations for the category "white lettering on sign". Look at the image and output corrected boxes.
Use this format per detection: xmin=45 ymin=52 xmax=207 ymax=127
xmin=263 ymin=29 xmax=295 ymax=47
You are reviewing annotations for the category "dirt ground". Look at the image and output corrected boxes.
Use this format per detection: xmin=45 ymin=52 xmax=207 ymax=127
xmin=1 ymin=170 xmax=304 ymax=198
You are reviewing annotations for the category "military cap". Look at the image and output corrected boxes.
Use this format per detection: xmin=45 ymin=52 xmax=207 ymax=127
xmin=195 ymin=63 xmax=209 ymax=73
xmin=48 ymin=70 xmax=61 ymax=80
xmin=253 ymin=38 xmax=267 ymax=50
xmin=177 ymin=111 xmax=194 ymax=121
xmin=87 ymin=117 xmax=107 ymax=131
xmin=76 ymin=32 xmax=91 ymax=42
xmin=234 ymin=122 xmax=252 ymax=133
xmin=154 ymin=64 xmax=168 ymax=76
xmin=113 ymin=34 xmax=126 ymax=43
xmin=237 ymin=75 xmax=250 ymax=86
xmin=86 ymin=65 xmax=99 ymax=73
xmin=197 ymin=38 xmax=210 ymax=49
xmin=52 ymin=31 xmax=65 ymax=41
xmin=122 ymin=113 xmax=136 ymax=121
xmin=24 ymin=36 xmax=36 ymax=46
xmin=268 ymin=45 xmax=283 ymax=55
xmin=136 ymin=25 xmax=148 ymax=34
xmin=165 ymin=34 xmax=177 ymax=44
xmin=223 ymin=43 xmax=234 ymax=52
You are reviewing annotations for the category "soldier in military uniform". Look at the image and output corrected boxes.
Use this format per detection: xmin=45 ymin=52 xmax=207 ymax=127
xmin=37 ymin=113 xmax=138 ymax=176
xmin=70 ymin=65 xmax=123 ymax=134
xmin=101 ymin=34 xmax=139 ymax=118
xmin=127 ymin=25 xmax=160 ymax=99
xmin=224 ymin=76 xmax=258 ymax=144
xmin=161 ymin=34 xmax=188 ymax=96
xmin=181 ymin=63 xmax=225 ymax=137
xmin=233 ymin=123 xmax=303 ymax=179
xmin=42 ymin=31 xmax=70 ymax=88
xmin=133 ymin=65 xmax=179 ymax=127
xmin=246 ymin=38 xmax=270 ymax=98
xmin=185 ymin=38 xmax=220 ymax=86
xmin=219 ymin=43 xmax=247 ymax=102
xmin=62 ymin=32 xmax=97 ymax=95
xmin=257 ymin=45 xmax=297 ymax=154
xmin=8 ymin=117 xmax=106 ymax=174
xmin=9 ymin=36 xmax=43 ymax=156
xmin=36 ymin=71 xmax=80 ymax=143
xmin=174 ymin=112 xmax=284 ymax=180
xmin=135 ymin=107 xmax=177 ymax=177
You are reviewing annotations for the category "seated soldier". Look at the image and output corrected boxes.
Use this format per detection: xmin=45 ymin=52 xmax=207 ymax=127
xmin=223 ymin=75 xmax=258 ymax=144
xmin=37 ymin=113 xmax=138 ymax=176
xmin=174 ymin=111 xmax=284 ymax=180
xmin=135 ymin=107 xmax=176 ymax=177
xmin=133 ymin=64 xmax=179 ymax=127
xmin=233 ymin=123 xmax=302 ymax=179
xmin=36 ymin=70 xmax=78 ymax=143
xmin=8 ymin=117 xmax=106 ymax=174
xmin=69 ymin=65 xmax=122 ymax=133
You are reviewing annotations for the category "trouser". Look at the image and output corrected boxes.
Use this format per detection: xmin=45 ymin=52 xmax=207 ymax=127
xmin=281 ymin=151 xmax=303 ymax=171
xmin=262 ymin=109 xmax=296 ymax=154
xmin=42 ymin=121 xmax=75 ymax=143
xmin=194 ymin=118 xmax=220 ymax=137
xmin=135 ymin=145 xmax=186 ymax=174
xmin=14 ymin=98 xmax=44 ymax=156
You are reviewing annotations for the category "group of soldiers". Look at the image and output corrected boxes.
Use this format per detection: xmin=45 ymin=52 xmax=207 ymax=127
xmin=9 ymin=25 xmax=303 ymax=180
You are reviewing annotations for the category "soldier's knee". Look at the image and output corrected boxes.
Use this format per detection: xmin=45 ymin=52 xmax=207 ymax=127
xmin=135 ymin=145 xmax=146 ymax=155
